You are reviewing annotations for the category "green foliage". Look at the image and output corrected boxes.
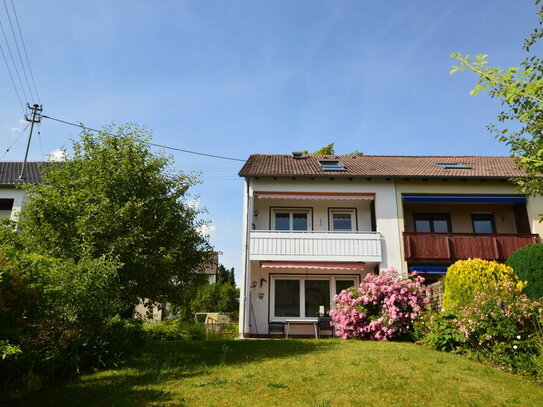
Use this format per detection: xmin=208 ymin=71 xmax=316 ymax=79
xmin=450 ymin=2 xmax=543 ymax=199
xmin=217 ymin=264 xmax=235 ymax=285
xmin=303 ymin=143 xmax=335 ymax=155
xmin=415 ymin=311 xmax=463 ymax=352
xmin=191 ymin=282 xmax=239 ymax=314
xmin=506 ymin=243 xmax=543 ymax=299
xmin=18 ymin=124 xmax=212 ymax=307
xmin=443 ymin=259 xmax=525 ymax=309
xmin=0 ymin=241 xmax=145 ymax=401
xmin=453 ymin=284 xmax=542 ymax=376
xmin=0 ymin=340 xmax=21 ymax=360
xmin=144 ymin=319 xmax=205 ymax=342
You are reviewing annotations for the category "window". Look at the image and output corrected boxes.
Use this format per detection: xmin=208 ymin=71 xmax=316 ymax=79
xmin=319 ymin=160 xmax=346 ymax=172
xmin=414 ymin=213 xmax=451 ymax=233
xmin=274 ymin=280 xmax=300 ymax=317
xmin=472 ymin=213 xmax=495 ymax=234
xmin=435 ymin=163 xmax=472 ymax=169
xmin=335 ymin=279 xmax=355 ymax=295
xmin=329 ymin=209 xmax=357 ymax=231
xmin=272 ymin=208 xmax=311 ymax=231
xmin=271 ymin=276 xmax=359 ymax=320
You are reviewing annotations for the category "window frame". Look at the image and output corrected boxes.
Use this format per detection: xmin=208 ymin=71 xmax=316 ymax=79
xmin=269 ymin=274 xmax=360 ymax=321
xmin=413 ymin=212 xmax=452 ymax=233
xmin=328 ymin=207 xmax=358 ymax=232
xmin=269 ymin=207 xmax=313 ymax=231
xmin=471 ymin=213 xmax=496 ymax=234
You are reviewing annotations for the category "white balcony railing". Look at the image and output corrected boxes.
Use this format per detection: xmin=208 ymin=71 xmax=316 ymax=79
xmin=249 ymin=230 xmax=383 ymax=262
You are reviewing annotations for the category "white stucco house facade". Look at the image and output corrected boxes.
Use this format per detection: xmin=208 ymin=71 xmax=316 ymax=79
xmin=0 ymin=162 xmax=43 ymax=221
xmin=238 ymin=154 xmax=543 ymax=338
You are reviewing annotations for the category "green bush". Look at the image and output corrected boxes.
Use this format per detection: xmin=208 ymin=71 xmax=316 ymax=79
xmin=191 ymin=282 xmax=239 ymax=313
xmin=454 ymin=283 xmax=542 ymax=376
xmin=506 ymin=243 xmax=543 ymax=300
xmin=144 ymin=319 xmax=205 ymax=342
xmin=443 ymin=259 xmax=525 ymax=309
xmin=414 ymin=311 xmax=463 ymax=352
xmin=0 ymin=244 xmax=145 ymax=401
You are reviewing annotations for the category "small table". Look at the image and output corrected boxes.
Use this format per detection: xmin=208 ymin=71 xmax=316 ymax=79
xmin=284 ymin=318 xmax=319 ymax=338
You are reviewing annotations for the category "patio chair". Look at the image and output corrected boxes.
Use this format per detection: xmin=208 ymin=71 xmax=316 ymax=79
xmin=317 ymin=316 xmax=334 ymax=339
xmin=269 ymin=321 xmax=285 ymax=337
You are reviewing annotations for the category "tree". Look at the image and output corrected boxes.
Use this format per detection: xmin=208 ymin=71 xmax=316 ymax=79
xmin=191 ymin=282 xmax=239 ymax=313
xmin=303 ymin=143 xmax=335 ymax=155
xmin=450 ymin=1 xmax=543 ymax=197
xmin=18 ymin=124 xmax=213 ymax=308
xmin=217 ymin=263 xmax=235 ymax=285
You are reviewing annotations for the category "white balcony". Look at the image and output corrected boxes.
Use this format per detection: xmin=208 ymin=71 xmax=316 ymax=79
xmin=249 ymin=230 xmax=383 ymax=262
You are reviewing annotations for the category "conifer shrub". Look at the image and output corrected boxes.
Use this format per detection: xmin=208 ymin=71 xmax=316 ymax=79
xmin=506 ymin=243 xmax=543 ymax=300
xmin=443 ymin=259 xmax=525 ymax=309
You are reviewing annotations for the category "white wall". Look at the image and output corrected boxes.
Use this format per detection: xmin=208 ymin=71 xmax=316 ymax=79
xmin=0 ymin=188 xmax=26 ymax=221
xmin=248 ymin=177 xmax=403 ymax=269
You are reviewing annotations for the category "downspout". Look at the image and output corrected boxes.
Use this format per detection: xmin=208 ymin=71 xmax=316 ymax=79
xmin=241 ymin=178 xmax=251 ymax=337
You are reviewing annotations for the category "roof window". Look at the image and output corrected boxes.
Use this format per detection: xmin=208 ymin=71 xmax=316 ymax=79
xmin=435 ymin=163 xmax=472 ymax=170
xmin=319 ymin=160 xmax=346 ymax=171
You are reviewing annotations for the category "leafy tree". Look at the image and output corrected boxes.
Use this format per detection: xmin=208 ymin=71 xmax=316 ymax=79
xmin=191 ymin=282 xmax=239 ymax=313
xmin=303 ymin=143 xmax=335 ymax=155
xmin=18 ymin=124 xmax=212 ymax=308
xmin=217 ymin=264 xmax=235 ymax=285
xmin=450 ymin=1 xmax=543 ymax=197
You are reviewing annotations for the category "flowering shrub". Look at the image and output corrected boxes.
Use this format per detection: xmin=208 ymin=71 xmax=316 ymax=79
xmin=329 ymin=269 xmax=429 ymax=340
xmin=443 ymin=259 xmax=525 ymax=309
xmin=454 ymin=282 xmax=543 ymax=374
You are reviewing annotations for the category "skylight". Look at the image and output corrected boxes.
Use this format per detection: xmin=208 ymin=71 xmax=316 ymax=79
xmin=435 ymin=163 xmax=472 ymax=170
xmin=319 ymin=160 xmax=346 ymax=171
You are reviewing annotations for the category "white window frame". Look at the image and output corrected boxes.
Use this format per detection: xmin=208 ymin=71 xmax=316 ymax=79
xmin=329 ymin=208 xmax=357 ymax=231
xmin=269 ymin=274 xmax=360 ymax=321
xmin=271 ymin=208 xmax=312 ymax=231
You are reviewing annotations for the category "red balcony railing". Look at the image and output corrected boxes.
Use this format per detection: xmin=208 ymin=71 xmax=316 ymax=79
xmin=403 ymin=232 xmax=540 ymax=262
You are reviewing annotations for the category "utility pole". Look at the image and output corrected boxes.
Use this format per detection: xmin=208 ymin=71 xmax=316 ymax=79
xmin=19 ymin=103 xmax=43 ymax=180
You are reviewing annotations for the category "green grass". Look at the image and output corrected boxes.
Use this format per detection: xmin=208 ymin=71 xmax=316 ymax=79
xmin=12 ymin=339 xmax=543 ymax=407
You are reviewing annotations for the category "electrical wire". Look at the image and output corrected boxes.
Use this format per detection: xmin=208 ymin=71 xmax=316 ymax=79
xmin=0 ymin=120 xmax=30 ymax=160
xmin=2 ymin=0 xmax=34 ymax=102
xmin=42 ymin=114 xmax=247 ymax=162
xmin=0 ymin=13 xmax=28 ymax=102
xmin=9 ymin=0 xmax=40 ymax=104
xmin=0 ymin=36 xmax=24 ymax=114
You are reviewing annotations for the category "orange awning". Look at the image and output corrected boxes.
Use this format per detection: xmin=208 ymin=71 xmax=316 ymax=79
xmin=260 ymin=261 xmax=365 ymax=271
xmin=255 ymin=192 xmax=374 ymax=200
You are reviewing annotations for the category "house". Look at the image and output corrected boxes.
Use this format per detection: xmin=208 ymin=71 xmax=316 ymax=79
xmin=237 ymin=154 xmax=543 ymax=338
xmin=0 ymin=161 xmax=44 ymax=221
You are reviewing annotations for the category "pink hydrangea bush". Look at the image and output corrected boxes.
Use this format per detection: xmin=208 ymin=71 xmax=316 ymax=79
xmin=329 ymin=268 xmax=429 ymax=340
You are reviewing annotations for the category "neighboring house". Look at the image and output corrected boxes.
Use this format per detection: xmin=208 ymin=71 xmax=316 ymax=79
xmin=0 ymin=162 xmax=43 ymax=221
xmin=238 ymin=154 xmax=543 ymax=337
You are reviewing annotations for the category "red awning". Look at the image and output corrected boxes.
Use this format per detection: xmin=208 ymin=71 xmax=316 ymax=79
xmin=255 ymin=192 xmax=374 ymax=200
xmin=260 ymin=261 xmax=365 ymax=271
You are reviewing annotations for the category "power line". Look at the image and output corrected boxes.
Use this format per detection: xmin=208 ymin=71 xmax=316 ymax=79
xmin=9 ymin=0 xmax=40 ymax=104
xmin=0 ymin=120 xmax=30 ymax=160
xmin=0 ymin=37 xmax=24 ymax=113
xmin=0 ymin=13 xmax=28 ymax=102
xmin=2 ymin=0 xmax=34 ymax=102
xmin=41 ymin=114 xmax=246 ymax=162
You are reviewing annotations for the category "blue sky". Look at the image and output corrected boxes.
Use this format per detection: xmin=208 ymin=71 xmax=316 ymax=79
xmin=0 ymin=1 xmax=540 ymax=281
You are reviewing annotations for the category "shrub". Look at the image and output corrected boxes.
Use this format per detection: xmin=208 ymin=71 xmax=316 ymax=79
xmin=144 ymin=319 xmax=205 ymax=342
xmin=329 ymin=269 xmax=429 ymax=340
xmin=454 ymin=282 xmax=542 ymax=375
xmin=506 ymin=243 xmax=543 ymax=300
xmin=0 ymin=245 xmax=145 ymax=401
xmin=191 ymin=282 xmax=240 ymax=314
xmin=443 ymin=259 xmax=525 ymax=309
xmin=414 ymin=311 xmax=463 ymax=352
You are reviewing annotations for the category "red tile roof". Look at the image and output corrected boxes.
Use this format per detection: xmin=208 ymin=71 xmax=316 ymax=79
xmin=238 ymin=155 xmax=526 ymax=179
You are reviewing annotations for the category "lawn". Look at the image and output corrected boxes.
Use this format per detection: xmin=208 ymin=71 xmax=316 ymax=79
xmin=12 ymin=339 xmax=543 ymax=407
